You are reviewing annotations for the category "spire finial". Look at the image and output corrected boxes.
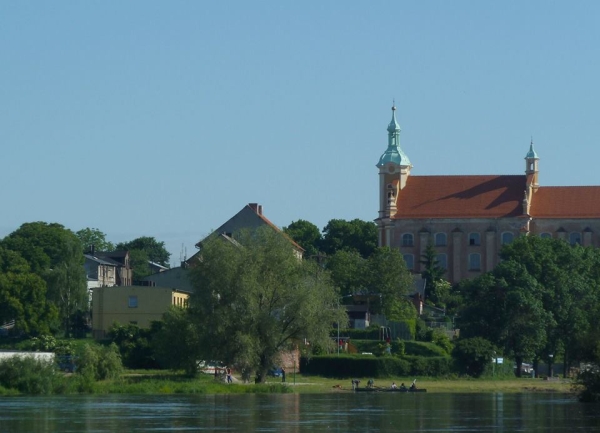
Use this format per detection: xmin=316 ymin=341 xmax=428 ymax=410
xmin=392 ymin=99 xmax=396 ymax=111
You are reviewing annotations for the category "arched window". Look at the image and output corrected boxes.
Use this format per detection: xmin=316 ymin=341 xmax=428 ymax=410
xmin=570 ymin=232 xmax=582 ymax=245
xmin=403 ymin=254 xmax=414 ymax=270
xmin=501 ymin=232 xmax=514 ymax=245
xmin=468 ymin=232 xmax=480 ymax=246
xmin=402 ymin=233 xmax=414 ymax=247
xmin=435 ymin=233 xmax=447 ymax=246
xmin=468 ymin=253 xmax=481 ymax=271
xmin=540 ymin=232 xmax=552 ymax=239
xmin=436 ymin=253 xmax=447 ymax=270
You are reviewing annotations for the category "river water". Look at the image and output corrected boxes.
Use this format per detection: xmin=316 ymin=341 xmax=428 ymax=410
xmin=0 ymin=392 xmax=597 ymax=432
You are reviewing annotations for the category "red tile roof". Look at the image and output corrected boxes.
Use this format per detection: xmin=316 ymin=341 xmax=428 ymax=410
xmin=393 ymin=175 xmax=526 ymax=219
xmin=531 ymin=186 xmax=600 ymax=218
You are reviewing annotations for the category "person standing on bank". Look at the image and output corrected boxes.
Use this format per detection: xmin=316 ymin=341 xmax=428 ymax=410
xmin=281 ymin=367 xmax=286 ymax=383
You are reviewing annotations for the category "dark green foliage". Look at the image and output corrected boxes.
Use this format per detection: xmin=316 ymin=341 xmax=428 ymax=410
xmin=299 ymin=354 xmax=452 ymax=378
xmin=109 ymin=323 xmax=160 ymax=370
xmin=0 ymin=246 xmax=58 ymax=335
xmin=403 ymin=341 xmax=449 ymax=357
xmin=576 ymin=368 xmax=600 ymax=402
xmin=152 ymin=308 xmax=203 ymax=376
xmin=0 ymin=356 xmax=65 ymax=394
xmin=320 ymin=219 xmax=377 ymax=258
xmin=116 ymin=236 xmax=170 ymax=267
xmin=452 ymin=337 xmax=498 ymax=378
xmin=1 ymin=222 xmax=87 ymax=336
xmin=283 ymin=220 xmax=322 ymax=258
xmin=420 ymin=243 xmax=446 ymax=305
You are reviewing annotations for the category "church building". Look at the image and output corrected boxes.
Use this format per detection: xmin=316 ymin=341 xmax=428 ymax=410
xmin=376 ymin=105 xmax=600 ymax=285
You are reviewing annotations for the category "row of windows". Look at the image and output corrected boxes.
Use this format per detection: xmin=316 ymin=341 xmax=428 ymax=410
xmin=402 ymin=231 xmax=584 ymax=247
xmin=401 ymin=232 xmax=514 ymax=247
xmin=403 ymin=253 xmax=480 ymax=271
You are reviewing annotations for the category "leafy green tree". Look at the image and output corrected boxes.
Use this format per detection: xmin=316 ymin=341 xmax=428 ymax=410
xmin=1 ymin=222 xmax=87 ymax=336
xmin=452 ymin=337 xmax=498 ymax=377
xmin=152 ymin=307 xmax=203 ymax=376
xmin=76 ymin=228 xmax=115 ymax=252
xmin=366 ymin=247 xmax=414 ymax=319
xmin=326 ymin=250 xmax=366 ymax=296
xmin=420 ymin=243 xmax=446 ymax=305
xmin=188 ymin=227 xmax=346 ymax=383
xmin=116 ymin=236 xmax=170 ymax=266
xmin=460 ymin=261 xmax=550 ymax=375
xmin=283 ymin=220 xmax=321 ymax=258
xmin=320 ymin=219 xmax=377 ymax=258
xmin=0 ymin=247 xmax=58 ymax=335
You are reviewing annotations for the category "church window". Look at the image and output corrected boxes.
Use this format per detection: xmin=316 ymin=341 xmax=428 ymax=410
xmin=540 ymin=232 xmax=552 ymax=239
xmin=501 ymin=232 xmax=514 ymax=245
xmin=402 ymin=233 xmax=414 ymax=247
xmin=468 ymin=233 xmax=480 ymax=246
xmin=436 ymin=253 xmax=447 ymax=270
xmin=570 ymin=232 xmax=582 ymax=245
xmin=468 ymin=253 xmax=481 ymax=271
xmin=403 ymin=254 xmax=414 ymax=270
xmin=435 ymin=233 xmax=447 ymax=246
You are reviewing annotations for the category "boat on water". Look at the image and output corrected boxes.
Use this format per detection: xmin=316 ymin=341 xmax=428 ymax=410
xmin=354 ymin=387 xmax=427 ymax=393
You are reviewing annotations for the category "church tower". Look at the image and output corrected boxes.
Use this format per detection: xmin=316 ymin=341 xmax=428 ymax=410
xmin=522 ymin=139 xmax=540 ymax=216
xmin=376 ymin=104 xmax=412 ymax=246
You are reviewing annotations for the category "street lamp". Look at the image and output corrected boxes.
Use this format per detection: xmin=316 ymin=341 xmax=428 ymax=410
xmin=549 ymin=354 xmax=554 ymax=378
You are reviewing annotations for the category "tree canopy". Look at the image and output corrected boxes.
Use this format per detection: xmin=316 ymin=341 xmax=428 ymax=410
xmin=1 ymin=222 xmax=87 ymax=336
xmin=187 ymin=227 xmax=346 ymax=382
xmin=76 ymin=228 xmax=115 ymax=252
xmin=116 ymin=236 xmax=171 ymax=281
xmin=283 ymin=219 xmax=321 ymax=258
xmin=320 ymin=219 xmax=378 ymax=258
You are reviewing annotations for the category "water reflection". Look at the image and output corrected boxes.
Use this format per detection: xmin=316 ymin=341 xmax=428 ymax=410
xmin=0 ymin=392 xmax=596 ymax=432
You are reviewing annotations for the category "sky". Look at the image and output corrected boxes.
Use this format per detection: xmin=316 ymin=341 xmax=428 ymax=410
xmin=2 ymin=1 xmax=600 ymax=265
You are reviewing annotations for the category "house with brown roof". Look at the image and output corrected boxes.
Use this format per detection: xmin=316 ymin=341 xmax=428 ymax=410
xmin=188 ymin=203 xmax=304 ymax=263
xmin=376 ymin=105 xmax=600 ymax=285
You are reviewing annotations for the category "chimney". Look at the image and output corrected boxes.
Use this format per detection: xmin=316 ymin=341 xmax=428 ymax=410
xmin=249 ymin=203 xmax=262 ymax=215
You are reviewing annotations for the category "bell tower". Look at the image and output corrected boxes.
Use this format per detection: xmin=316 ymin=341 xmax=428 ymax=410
xmin=525 ymin=139 xmax=539 ymax=191
xmin=376 ymin=104 xmax=412 ymax=246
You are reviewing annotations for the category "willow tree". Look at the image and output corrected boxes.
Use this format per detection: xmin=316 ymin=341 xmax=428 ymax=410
xmin=188 ymin=227 xmax=346 ymax=382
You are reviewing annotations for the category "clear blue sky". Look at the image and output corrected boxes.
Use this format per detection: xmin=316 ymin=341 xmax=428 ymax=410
xmin=2 ymin=1 xmax=599 ymax=264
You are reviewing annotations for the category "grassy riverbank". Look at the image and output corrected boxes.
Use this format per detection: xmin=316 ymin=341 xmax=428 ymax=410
xmin=0 ymin=369 xmax=574 ymax=396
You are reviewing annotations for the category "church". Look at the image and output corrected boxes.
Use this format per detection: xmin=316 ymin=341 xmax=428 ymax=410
xmin=376 ymin=105 xmax=600 ymax=285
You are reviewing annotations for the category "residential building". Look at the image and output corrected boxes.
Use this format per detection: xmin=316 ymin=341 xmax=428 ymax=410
xmin=84 ymin=248 xmax=133 ymax=289
xmin=376 ymin=105 xmax=600 ymax=285
xmin=91 ymin=286 xmax=189 ymax=339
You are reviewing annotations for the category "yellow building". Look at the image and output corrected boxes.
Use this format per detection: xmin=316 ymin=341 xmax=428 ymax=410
xmin=92 ymin=286 xmax=189 ymax=339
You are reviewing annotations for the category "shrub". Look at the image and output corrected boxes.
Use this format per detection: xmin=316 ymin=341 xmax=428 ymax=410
xmin=452 ymin=337 xmax=497 ymax=377
xmin=431 ymin=329 xmax=453 ymax=354
xmin=576 ymin=368 xmax=600 ymax=402
xmin=76 ymin=343 xmax=123 ymax=381
xmin=0 ymin=356 xmax=65 ymax=394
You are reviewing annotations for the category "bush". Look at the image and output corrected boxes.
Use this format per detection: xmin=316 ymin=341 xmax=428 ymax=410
xmin=452 ymin=337 xmax=497 ymax=377
xmin=404 ymin=355 xmax=453 ymax=376
xmin=431 ymin=329 xmax=453 ymax=354
xmin=76 ymin=343 xmax=123 ymax=381
xmin=576 ymin=368 xmax=600 ymax=402
xmin=109 ymin=323 xmax=160 ymax=369
xmin=0 ymin=356 xmax=65 ymax=394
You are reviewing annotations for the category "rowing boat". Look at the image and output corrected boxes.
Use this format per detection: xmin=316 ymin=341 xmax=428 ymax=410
xmin=354 ymin=387 xmax=427 ymax=393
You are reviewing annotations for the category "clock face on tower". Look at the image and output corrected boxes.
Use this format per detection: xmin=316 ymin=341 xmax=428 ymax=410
xmin=388 ymin=165 xmax=395 ymax=173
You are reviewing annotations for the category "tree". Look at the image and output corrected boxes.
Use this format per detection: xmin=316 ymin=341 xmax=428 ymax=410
xmin=320 ymin=219 xmax=377 ymax=258
xmin=0 ymin=247 xmax=58 ymax=335
xmin=366 ymin=247 xmax=414 ymax=319
xmin=459 ymin=261 xmax=550 ymax=375
xmin=76 ymin=228 xmax=115 ymax=252
xmin=453 ymin=337 xmax=498 ymax=377
xmin=326 ymin=250 xmax=366 ymax=296
xmin=188 ymin=226 xmax=346 ymax=382
xmin=283 ymin=220 xmax=322 ymax=258
xmin=1 ymin=222 xmax=87 ymax=336
xmin=116 ymin=236 xmax=171 ymax=281
xmin=420 ymin=243 xmax=446 ymax=305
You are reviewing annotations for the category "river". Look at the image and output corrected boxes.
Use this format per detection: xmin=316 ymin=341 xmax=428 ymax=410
xmin=0 ymin=392 xmax=597 ymax=432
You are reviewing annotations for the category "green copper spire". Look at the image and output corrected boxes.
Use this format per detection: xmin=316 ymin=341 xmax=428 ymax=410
xmin=525 ymin=138 xmax=539 ymax=159
xmin=377 ymin=104 xmax=411 ymax=167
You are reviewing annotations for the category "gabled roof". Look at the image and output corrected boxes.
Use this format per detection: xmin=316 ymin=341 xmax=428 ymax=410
xmin=531 ymin=186 xmax=600 ymax=218
xmin=392 ymin=175 xmax=526 ymax=219
xmin=84 ymin=254 xmax=118 ymax=266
